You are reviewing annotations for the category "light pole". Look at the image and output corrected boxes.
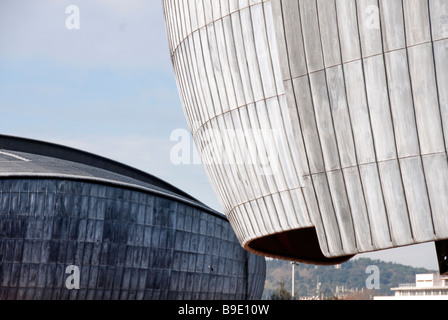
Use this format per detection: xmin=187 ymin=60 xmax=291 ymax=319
xmin=291 ymin=262 xmax=298 ymax=300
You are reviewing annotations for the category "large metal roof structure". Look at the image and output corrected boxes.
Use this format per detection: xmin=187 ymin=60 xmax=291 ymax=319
xmin=163 ymin=0 xmax=448 ymax=273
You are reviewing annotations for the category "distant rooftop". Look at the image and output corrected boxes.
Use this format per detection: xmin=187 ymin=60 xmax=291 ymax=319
xmin=394 ymin=274 xmax=448 ymax=290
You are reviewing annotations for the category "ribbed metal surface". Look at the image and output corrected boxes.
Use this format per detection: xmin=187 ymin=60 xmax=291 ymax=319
xmin=163 ymin=0 xmax=321 ymax=262
xmin=271 ymin=0 xmax=448 ymax=259
xmin=163 ymin=0 xmax=448 ymax=265
xmin=0 ymin=178 xmax=265 ymax=300
xmin=0 ymin=137 xmax=266 ymax=300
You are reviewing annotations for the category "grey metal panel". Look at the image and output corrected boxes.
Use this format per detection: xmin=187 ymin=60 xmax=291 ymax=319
xmin=316 ymin=0 xmax=341 ymax=68
xmin=271 ymin=0 xmax=293 ymax=80
xmin=284 ymin=80 xmax=309 ymax=176
xmin=403 ymin=0 xmax=431 ymax=46
xmin=326 ymin=170 xmax=356 ymax=254
xmin=325 ymin=65 xmax=357 ymax=168
xmin=280 ymin=0 xmax=307 ymax=79
xmin=309 ymin=71 xmax=341 ymax=171
xmin=342 ymin=60 xmax=376 ymax=165
xmin=379 ymin=0 xmax=406 ymax=51
xmin=312 ymin=173 xmax=344 ymax=257
xmin=357 ymin=0 xmax=383 ymax=57
xmin=384 ymin=49 xmax=420 ymax=158
xmin=299 ymin=0 xmax=324 ymax=73
xmin=335 ymin=0 xmax=361 ymax=63
xmin=301 ymin=175 xmax=330 ymax=256
xmin=342 ymin=167 xmax=373 ymax=253
xmin=292 ymin=76 xmax=325 ymax=174
xmin=377 ymin=160 xmax=413 ymax=247
xmin=408 ymin=43 xmax=445 ymax=155
xmin=434 ymin=39 xmax=448 ymax=149
xmin=363 ymin=54 xmax=397 ymax=161
xmin=423 ymin=154 xmax=448 ymax=237
xmin=359 ymin=163 xmax=392 ymax=250
xmin=430 ymin=0 xmax=448 ymax=41
xmin=222 ymin=16 xmax=246 ymax=109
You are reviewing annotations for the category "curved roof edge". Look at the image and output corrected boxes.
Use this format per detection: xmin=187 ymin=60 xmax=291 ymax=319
xmin=0 ymin=134 xmax=224 ymax=219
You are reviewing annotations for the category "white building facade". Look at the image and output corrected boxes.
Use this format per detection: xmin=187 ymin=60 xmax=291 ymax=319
xmin=375 ymin=274 xmax=448 ymax=300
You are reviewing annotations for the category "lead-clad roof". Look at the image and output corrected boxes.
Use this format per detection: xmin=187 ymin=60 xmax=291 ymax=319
xmin=0 ymin=135 xmax=224 ymax=219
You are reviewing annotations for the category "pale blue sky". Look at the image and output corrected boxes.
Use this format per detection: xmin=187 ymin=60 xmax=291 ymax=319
xmin=0 ymin=0 xmax=439 ymax=270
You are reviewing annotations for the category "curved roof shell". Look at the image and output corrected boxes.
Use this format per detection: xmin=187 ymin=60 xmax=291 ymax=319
xmin=0 ymin=135 xmax=224 ymax=220
xmin=163 ymin=0 xmax=448 ymax=265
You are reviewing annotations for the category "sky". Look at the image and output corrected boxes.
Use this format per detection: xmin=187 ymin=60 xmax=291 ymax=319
xmin=0 ymin=0 xmax=440 ymax=271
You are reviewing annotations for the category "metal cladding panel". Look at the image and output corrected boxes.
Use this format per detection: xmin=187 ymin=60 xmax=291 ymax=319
xmin=164 ymin=0 xmax=448 ymax=265
xmin=0 ymin=179 xmax=266 ymax=300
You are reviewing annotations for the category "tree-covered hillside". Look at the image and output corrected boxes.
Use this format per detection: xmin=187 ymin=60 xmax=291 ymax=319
xmin=263 ymin=258 xmax=434 ymax=300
